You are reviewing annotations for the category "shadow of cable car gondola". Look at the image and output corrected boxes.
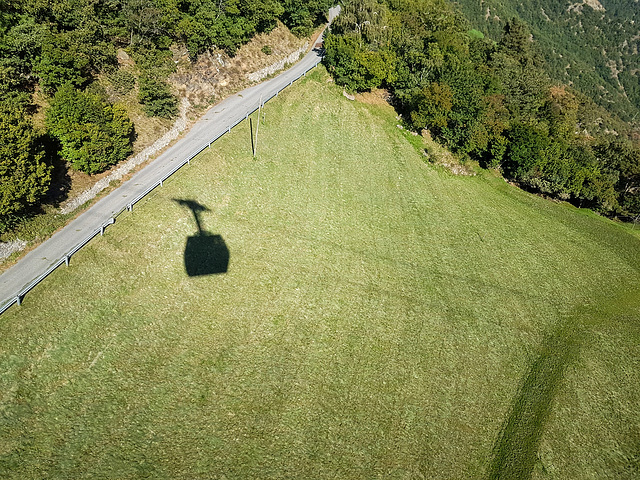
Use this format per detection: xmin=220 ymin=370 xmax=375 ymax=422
xmin=173 ymin=199 xmax=229 ymax=276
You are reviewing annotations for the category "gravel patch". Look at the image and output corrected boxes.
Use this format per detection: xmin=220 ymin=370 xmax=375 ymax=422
xmin=0 ymin=239 xmax=27 ymax=261
xmin=246 ymin=45 xmax=308 ymax=83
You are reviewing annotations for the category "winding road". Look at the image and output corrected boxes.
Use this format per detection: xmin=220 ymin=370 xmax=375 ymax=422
xmin=0 ymin=8 xmax=340 ymax=314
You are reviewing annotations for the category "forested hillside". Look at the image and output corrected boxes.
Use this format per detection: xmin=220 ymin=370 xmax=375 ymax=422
xmin=0 ymin=0 xmax=330 ymax=232
xmin=455 ymin=0 xmax=640 ymax=124
xmin=2 ymin=0 xmax=639 ymax=236
xmin=323 ymin=0 xmax=640 ymax=221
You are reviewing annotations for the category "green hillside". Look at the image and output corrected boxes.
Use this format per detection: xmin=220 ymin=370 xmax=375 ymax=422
xmin=1 ymin=69 xmax=639 ymax=479
xmin=323 ymin=0 xmax=640 ymax=219
xmin=455 ymin=0 xmax=640 ymax=124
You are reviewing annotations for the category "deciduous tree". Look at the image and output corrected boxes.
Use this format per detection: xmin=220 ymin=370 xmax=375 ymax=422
xmin=46 ymin=84 xmax=134 ymax=174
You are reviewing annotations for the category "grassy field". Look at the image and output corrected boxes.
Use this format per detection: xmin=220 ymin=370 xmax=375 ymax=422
xmin=1 ymin=68 xmax=639 ymax=479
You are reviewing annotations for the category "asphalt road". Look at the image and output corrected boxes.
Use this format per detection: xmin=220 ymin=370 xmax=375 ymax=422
xmin=0 ymin=36 xmax=329 ymax=313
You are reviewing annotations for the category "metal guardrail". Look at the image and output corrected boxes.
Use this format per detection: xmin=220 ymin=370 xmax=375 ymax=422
xmin=0 ymin=217 xmax=116 ymax=315
xmin=0 ymin=60 xmax=322 ymax=316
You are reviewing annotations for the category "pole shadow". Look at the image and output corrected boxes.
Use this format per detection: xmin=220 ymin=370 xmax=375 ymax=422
xmin=173 ymin=199 xmax=229 ymax=276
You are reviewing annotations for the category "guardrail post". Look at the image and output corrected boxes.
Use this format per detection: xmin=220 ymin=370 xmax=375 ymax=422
xmin=228 ymin=126 xmax=231 ymax=133
xmin=65 ymin=255 xmax=70 ymax=266
xmin=16 ymin=295 xmax=21 ymax=306
xmin=160 ymin=179 xmax=163 ymax=187
xmin=100 ymin=224 xmax=105 ymax=235
xmin=127 ymin=204 xmax=132 ymax=212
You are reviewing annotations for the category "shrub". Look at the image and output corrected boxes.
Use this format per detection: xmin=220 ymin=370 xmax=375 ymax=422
xmin=138 ymin=76 xmax=178 ymax=119
xmin=110 ymin=69 xmax=136 ymax=95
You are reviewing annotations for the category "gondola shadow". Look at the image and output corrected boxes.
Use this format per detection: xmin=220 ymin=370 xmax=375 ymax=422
xmin=174 ymin=199 xmax=229 ymax=276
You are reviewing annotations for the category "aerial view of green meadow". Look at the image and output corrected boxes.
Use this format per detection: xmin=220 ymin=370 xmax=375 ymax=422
xmin=1 ymin=69 xmax=639 ymax=479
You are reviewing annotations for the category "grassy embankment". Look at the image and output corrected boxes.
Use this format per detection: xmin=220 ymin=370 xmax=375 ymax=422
xmin=1 ymin=68 xmax=639 ymax=479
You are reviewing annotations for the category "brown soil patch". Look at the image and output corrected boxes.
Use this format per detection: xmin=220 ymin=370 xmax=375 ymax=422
xmin=355 ymin=89 xmax=392 ymax=106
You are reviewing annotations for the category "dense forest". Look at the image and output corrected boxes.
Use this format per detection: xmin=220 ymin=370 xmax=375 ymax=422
xmin=323 ymin=0 xmax=640 ymax=220
xmin=0 ymin=0 xmax=331 ymax=232
xmin=454 ymin=0 xmax=640 ymax=124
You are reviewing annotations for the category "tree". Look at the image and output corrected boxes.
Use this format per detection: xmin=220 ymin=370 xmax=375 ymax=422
xmin=479 ymin=94 xmax=510 ymax=168
xmin=543 ymin=85 xmax=579 ymax=139
xmin=0 ymin=101 xmax=51 ymax=227
xmin=281 ymin=0 xmax=330 ymax=37
xmin=46 ymin=84 xmax=134 ymax=174
xmin=503 ymin=122 xmax=550 ymax=180
xmin=122 ymin=0 xmax=178 ymax=47
xmin=0 ymin=16 xmax=49 ymax=91
xmin=34 ymin=33 xmax=92 ymax=94
xmin=323 ymin=34 xmax=360 ymax=89
xmin=594 ymin=138 xmax=640 ymax=215
xmin=409 ymin=82 xmax=453 ymax=130
xmin=354 ymin=48 xmax=397 ymax=91
xmin=497 ymin=17 xmax=544 ymax=69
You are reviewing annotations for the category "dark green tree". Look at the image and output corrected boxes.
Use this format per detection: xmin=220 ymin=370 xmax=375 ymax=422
xmin=409 ymin=82 xmax=453 ymax=130
xmin=0 ymin=101 xmax=51 ymax=225
xmin=281 ymin=0 xmax=330 ymax=37
xmin=34 ymin=33 xmax=92 ymax=94
xmin=503 ymin=122 xmax=550 ymax=180
xmin=497 ymin=17 xmax=544 ymax=69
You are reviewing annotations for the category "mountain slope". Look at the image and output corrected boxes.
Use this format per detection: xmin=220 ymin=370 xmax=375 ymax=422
xmin=455 ymin=0 xmax=640 ymax=123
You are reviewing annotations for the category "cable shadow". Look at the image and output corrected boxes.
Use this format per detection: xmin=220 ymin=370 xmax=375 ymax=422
xmin=173 ymin=199 xmax=229 ymax=276
xmin=486 ymin=321 xmax=582 ymax=480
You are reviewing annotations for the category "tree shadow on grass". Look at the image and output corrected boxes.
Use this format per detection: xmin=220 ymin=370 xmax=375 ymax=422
xmin=486 ymin=321 xmax=582 ymax=480
xmin=174 ymin=199 xmax=229 ymax=276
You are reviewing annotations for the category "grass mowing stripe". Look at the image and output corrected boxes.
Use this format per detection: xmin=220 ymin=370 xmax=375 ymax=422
xmin=0 ymin=68 xmax=638 ymax=479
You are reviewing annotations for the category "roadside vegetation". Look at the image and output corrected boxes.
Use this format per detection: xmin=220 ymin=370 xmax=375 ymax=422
xmin=323 ymin=0 xmax=640 ymax=223
xmin=1 ymin=69 xmax=638 ymax=479
xmin=0 ymin=0 xmax=332 ymax=233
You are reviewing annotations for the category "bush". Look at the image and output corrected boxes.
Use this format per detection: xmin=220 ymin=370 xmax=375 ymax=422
xmin=138 ymin=76 xmax=178 ymax=119
xmin=291 ymin=26 xmax=312 ymax=38
xmin=261 ymin=45 xmax=273 ymax=55
xmin=0 ymin=102 xmax=51 ymax=221
xmin=110 ymin=69 xmax=136 ymax=95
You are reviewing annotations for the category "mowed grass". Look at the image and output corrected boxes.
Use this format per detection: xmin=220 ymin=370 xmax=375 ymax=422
xmin=1 ymin=68 xmax=639 ymax=479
